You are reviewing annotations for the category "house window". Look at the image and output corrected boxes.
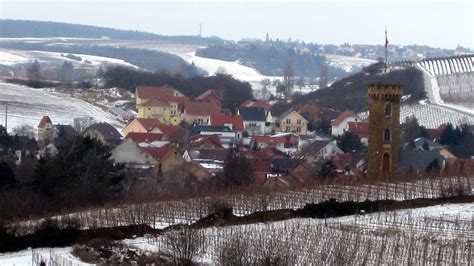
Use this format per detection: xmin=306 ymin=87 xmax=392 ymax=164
xmin=384 ymin=128 xmax=391 ymax=142
xmin=286 ymin=118 xmax=291 ymax=124
xmin=385 ymin=102 xmax=392 ymax=117
xmin=148 ymin=108 xmax=151 ymax=111
xmin=285 ymin=126 xmax=290 ymax=132
xmin=197 ymin=118 xmax=204 ymax=124
xmin=296 ymin=127 xmax=301 ymax=133
xmin=297 ymin=119 xmax=301 ymax=125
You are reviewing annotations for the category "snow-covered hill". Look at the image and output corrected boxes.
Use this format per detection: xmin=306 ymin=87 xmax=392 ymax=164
xmin=0 ymin=82 xmax=123 ymax=133
xmin=0 ymin=48 xmax=139 ymax=69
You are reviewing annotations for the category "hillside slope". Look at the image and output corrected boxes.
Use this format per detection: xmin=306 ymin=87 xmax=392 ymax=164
xmin=295 ymin=63 xmax=426 ymax=113
xmin=0 ymin=19 xmax=223 ymax=45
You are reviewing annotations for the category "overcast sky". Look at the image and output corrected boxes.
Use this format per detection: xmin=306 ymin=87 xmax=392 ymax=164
xmin=1 ymin=0 xmax=472 ymax=49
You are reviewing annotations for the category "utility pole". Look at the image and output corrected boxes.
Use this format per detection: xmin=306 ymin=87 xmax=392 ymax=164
xmin=2 ymin=101 xmax=7 ymax=132
xmin=199 ymin=23 xmax=202 ymax=37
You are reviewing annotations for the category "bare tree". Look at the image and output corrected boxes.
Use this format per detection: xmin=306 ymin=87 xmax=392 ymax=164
xmin=73 ymin=117 xmax=95 ymax=134
xmin=164 ymin=228 xmax=206 ymax=265
xmin=12 ymin=124 xmax=36 ymax=139
xmin=283 ymin=62 xmax=295 ymax=98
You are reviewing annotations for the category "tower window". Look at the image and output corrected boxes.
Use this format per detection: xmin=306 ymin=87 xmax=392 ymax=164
xmin=384 ymin=128 xmax=391 ymax=142
xmin=385 ymin=102 xmax=392 ymax=117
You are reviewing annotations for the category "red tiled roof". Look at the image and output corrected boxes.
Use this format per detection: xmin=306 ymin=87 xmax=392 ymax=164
xmin=137 ymin=99 xmax=172 ymax=107
xmin=185 ymin=102 xmax=221 ymax=116
xmin=135 ymin=118 xmax=166 ymax=132
xmin=189 ymin=134 xmax=223 ymax=148
xmin=136 ymin=85 xmax=179 ymax=99
xmin=347 ymin=121 xmax=369 ymax=139
xmin=38 ymin=116 xmax=52 ymax=128
xmin=331 ymin=110 xmax=354 ymax=126
xmin=124 ymin=132 xmax=164 ymax=143
xmin=210 ymin=114 xmax=245 ymax=131
xmin=240 ymin=99 xmax=272 ymax=110
xmin=143 ymin=146 xmax=171 ymax=161
xmin=195 ymin=89 xmax=220 ymax=101
xmin=251 ymin=135 xmax=286 ymax=145
xmin=159 ymin=124 xmax=184 ymax=137
xmin=244 ymin=147 xmax=288 ymax=160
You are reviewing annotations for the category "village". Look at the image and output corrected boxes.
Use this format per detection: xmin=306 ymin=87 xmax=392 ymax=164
xmin=15 ymin=83 xmax=468 ymax=194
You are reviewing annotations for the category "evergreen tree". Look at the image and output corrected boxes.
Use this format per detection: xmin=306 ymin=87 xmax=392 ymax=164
xmin=0 ymin=161 xmax=15 ymax=188
xmin=336 ymin=131 xmax=363 ymax=153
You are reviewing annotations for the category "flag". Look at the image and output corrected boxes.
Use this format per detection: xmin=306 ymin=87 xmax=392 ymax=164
xmin=385 ymin=28 xmax=389 ymax=48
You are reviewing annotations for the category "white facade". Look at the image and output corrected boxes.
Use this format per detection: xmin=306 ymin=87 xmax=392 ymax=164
xmin=331 ymin=116 xmax=359 ymax=136
xmin=244 ymin=121 xmax=266 ymax=136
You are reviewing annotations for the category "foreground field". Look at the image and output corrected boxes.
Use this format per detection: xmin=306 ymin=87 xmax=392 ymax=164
xmin=1 ymin=201 xmax=472 ymax=265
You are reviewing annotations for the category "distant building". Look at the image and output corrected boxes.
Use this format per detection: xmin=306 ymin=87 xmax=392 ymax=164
xmin=346 ymin=121 xmax=369 ymax=145
xmin=275 ymin=109 xmax=308 ymax=136
xmin=209 ymin=114 xmax=245 ymax=139
xmin=183 ymin=102 xmax=221 ymax=125
xmin=331 ymin=110 xmax=359 ymax=136
xmin=238 ymin=107 xmax=267 ymax=136
xmin=195 ymin=89 xmax=222 ymax=109
xmin=37 ymin=116 xmax=77 ymax=147
xmin=83 ymin=122 xmax=122 ymax=146
xmin=135 ymin=85 xmax=187 ymax=125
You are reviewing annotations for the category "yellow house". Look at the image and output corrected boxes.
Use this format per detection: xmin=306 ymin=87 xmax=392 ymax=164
xmin=137 ymin=99 xmax=172 ymax=122
xmin=277 ymin=109 xmax=308 ymax=136
xmin=135 ymin=85 xmax=187 ymax=125
xmin=122 ymin=118 xmax=165 ymax=137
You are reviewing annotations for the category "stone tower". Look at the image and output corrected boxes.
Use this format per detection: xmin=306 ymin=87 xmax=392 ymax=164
xmin=367 ymin=84 xmax=402 ymax=179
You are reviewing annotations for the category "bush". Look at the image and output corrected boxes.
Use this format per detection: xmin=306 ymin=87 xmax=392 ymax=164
xmin=164 ymin=228 xmax=206 ymax=265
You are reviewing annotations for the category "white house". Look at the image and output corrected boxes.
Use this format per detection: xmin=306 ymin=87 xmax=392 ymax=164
xmin=331 ymin=110 xmax=360 ymax=136
xmin=238 ymin=107 xmax=267 ymax=136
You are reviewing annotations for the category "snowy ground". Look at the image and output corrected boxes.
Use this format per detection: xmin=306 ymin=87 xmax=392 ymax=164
xmin=0 ymin=38 xmax=371 ymax=97
xmin=0 ymin=247 xmax=90 ymax=266
xmin=358 ymin=100 xmax=474 ymax=128
xmin=0 ymin=48 xmax=139 ymax=69
xmin=325 ymin=53 xmax=376 ymax=72
xmin=0 ymin=82 xmax=123 ymax=133
xmin=1 ymin=202 xmax=470 ymax=265
xmin=124 ymin=202 xmax=474 ymax=264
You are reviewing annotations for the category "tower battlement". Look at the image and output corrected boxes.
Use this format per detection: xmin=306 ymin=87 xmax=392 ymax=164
xmin=368 ymin=84 xmax=403 ymax=100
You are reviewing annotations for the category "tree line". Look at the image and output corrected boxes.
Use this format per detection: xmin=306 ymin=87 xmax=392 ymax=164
xmin=102 ymin=66 xmax=254 ymax=110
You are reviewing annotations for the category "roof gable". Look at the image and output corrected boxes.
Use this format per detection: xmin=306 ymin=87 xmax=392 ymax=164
xmin=38 ymin=116 xmax=52 ymax=128
xmin=332 ymin=110 xmax=355 ymax=127
xmin=185 ymin=102 xmax=221 ymax=116
xmin=86 ymin=122 xmax=122 ymax=140
xmin=195 ymin=89 xmax=221 ymax=101
xmin=210 ymin=114 xmax=244 ymax=131
xmin=125 ymin=132 xmax=164 ymax=143
xmin=136 ymin=85 xmax=182 ymax=99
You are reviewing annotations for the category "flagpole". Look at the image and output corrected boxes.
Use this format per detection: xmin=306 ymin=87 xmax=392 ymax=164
xmin=385 ymin=26 xmax=388 ymax=73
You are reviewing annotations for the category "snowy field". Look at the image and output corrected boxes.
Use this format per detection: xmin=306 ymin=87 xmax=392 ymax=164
xmin=0 ymin=48 xmax=139 ymax=69
xmin=0 ymin=38 xmax=372 ymax=97
xmin=1 ymin=202 xmax=472 ymax=265
xmin=0 ymin=82 xmax=123 ymax=133
xmin=128 ymin=202 xmax=474 ymax=264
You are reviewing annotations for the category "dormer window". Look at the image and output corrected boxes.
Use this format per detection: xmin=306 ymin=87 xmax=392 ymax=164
xmin=385 ymin=102 xmax=392 ymax=117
